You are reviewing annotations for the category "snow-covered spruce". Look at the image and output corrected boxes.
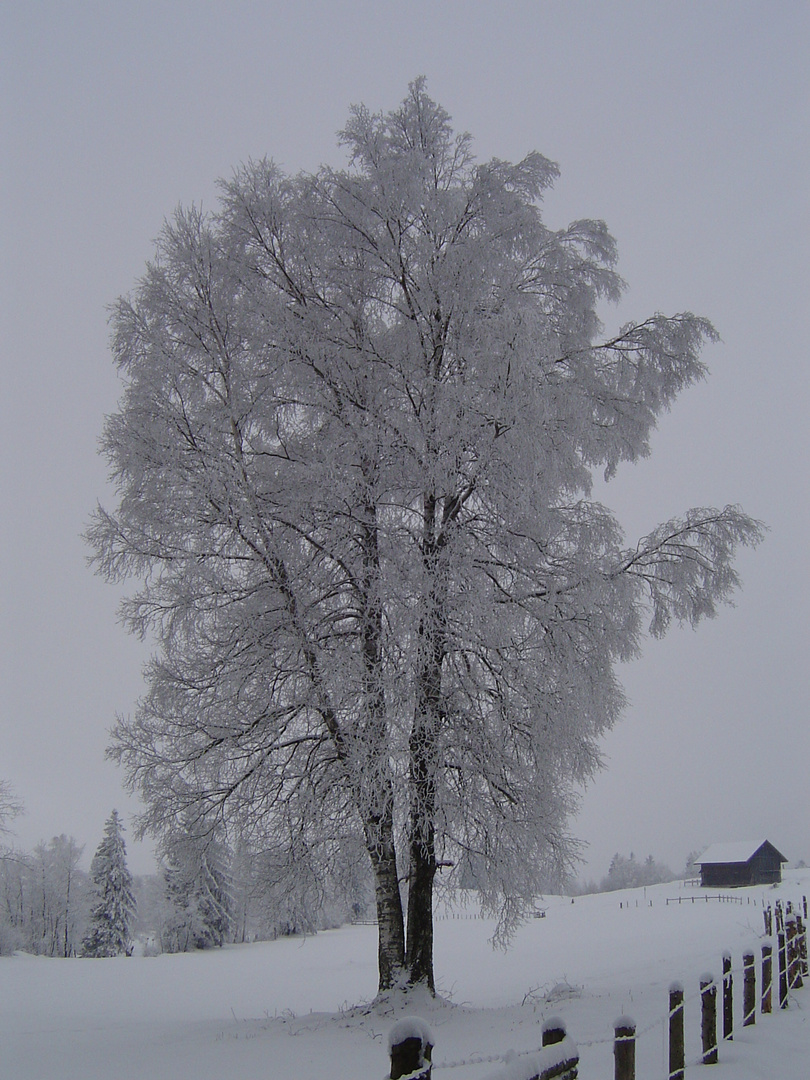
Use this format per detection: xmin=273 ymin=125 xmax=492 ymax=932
xmin=160 ymin=832 xmax=233 ymax=952
xmin=81 ymin=810 xmax=136 ymax=958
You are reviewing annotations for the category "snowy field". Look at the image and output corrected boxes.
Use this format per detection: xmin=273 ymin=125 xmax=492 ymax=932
xmin=2 ymin=871 xmax=807 ymax=1080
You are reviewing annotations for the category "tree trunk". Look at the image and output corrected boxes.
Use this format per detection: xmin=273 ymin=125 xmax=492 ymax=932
xmin=364 ymin=800 xmax=406 ymax=993
xmin=63 ymin=867 xmax=71 ymax=958
xmin=357 ymin=499 xmax=407 ymax=994
xmin=405 ymin=657 xmax=441 ymax=992
xmin=406 ymin=820 xmax=437 ymax=991
xmin=405 ymin=489 xmax=444 ymax=991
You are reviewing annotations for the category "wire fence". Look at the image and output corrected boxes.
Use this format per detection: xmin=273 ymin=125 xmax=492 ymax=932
xmin=387 ymin=894 xmax=808 ymax=1080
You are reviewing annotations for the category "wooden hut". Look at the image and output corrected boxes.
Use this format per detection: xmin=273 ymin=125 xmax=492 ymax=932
xmin=696 ymin=841 xmax=786 ymax=888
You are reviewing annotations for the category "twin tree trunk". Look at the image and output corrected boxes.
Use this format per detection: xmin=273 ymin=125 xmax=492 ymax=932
xmin=361 ymin=492 xmax=444 ymax=994
xmin=364 ymin=717 xmax=440 ymax=993
xmin=364 ymin=793 xmax=437 ymax=995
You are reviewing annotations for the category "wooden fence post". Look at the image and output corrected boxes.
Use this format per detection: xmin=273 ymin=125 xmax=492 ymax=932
xmin=542 ymin=1017 xmax=566 ymax=1047
xmin=668 ymin=982 xmax=684 ymax=1080
xmin=539 ymin=1018 xmax=579 ymax=1080
xmin=700 ymin=974 xmax=718 ymax=1065
xmin=742 ymin=951 xmax=756 ymax=1027
xmin=614 ymin=1017 xmax=635 ymax=1080
xmin=388 ymin=1018 xmax=433 ymax=1080
xmin=722 ymin=953 xmax=733 ymax=1041
xmin=761 ymin=942 xmax=772 ymax=1014
xmin=787 ymin=913 xmax=803 ymax=990
xmin=778 ymin=929 xmax=789 ymax=1008
xmin=799 ymin=913 xmax=809 ymax=977
xmin=786 ymin=914 xmax=796 ymax=989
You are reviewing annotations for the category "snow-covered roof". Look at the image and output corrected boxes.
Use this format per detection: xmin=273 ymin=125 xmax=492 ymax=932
xmin=696 ymin=840 xmax=786 ymax=866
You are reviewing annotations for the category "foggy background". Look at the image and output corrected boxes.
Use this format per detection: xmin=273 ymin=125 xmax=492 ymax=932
xmin=2 ymin=1 xmax=807 ymax=879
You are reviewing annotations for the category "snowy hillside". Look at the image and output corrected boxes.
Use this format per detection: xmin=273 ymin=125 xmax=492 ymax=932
xmin=2 ymin=870 xmax=807 ymax=1079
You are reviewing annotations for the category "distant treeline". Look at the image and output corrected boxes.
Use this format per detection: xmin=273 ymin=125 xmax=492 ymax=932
xmin=0 ymin=823 xmax=374 ymax=958
xmin=575 ymin=850 xmax=702 ymax=895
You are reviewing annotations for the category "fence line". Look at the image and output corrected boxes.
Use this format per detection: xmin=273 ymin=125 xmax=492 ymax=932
xmin=386 ymin=893 xmax=808 ymax=1080
xmin=664 ymin=893 xmax=744 ymax=905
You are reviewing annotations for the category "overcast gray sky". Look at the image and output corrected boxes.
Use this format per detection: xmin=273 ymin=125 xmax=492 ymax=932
xmin=1 ymin=1 xmax=808 ymax=879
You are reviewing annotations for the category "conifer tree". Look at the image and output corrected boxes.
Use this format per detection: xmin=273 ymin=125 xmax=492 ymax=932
xmin=160 ymin=834 xmax=232 ymax=951
xmin=81 ymin=810 xmax=135 ymax=957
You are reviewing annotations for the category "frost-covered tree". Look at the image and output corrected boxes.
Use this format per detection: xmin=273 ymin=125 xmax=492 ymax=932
xmin=600 ymin=852 xmax=674 ymax=891
xmin=0 ymin=782 xmax=22 ymax=839
xmin=82 ymin=811 xmax=135 ymax=957
xmin=0 ymin=852 xmax=28 ymax=956
xmin=1 ymin=835 xmax=87 ymax=958
xmin=231 ymin=830 xmax=372 ymax=940
xmin=30 ymin=835 xmax=86 ymax=957
xmin=0 ymin=783 xmax=27 ymax=955
xmin=683 ymin=849 xmax=703 ymax=880
xmin=90 ymin=81 xmax=762 ymax=993
xmin=159 ymin=833 xmax=232 ymax=951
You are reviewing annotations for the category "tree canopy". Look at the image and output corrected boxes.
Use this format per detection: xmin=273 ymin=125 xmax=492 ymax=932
xmin=90 ymin=80 xmax=762 ymax=993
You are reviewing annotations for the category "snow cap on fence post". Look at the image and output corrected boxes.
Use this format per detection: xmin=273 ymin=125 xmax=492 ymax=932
xmin=388 ymin=1017 xmax=434 ymax=1080
xmin=542 ymin=1016 xmax=566 ymax=1046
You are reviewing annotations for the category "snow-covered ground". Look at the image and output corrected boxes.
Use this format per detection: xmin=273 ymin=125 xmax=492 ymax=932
xmin=2 ymin=870 xmax=807 ymax=1079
